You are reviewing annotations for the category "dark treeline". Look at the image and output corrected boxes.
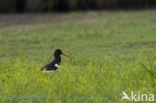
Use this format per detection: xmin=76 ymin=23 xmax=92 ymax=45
xmin=0 ymin=0 xmax=155 ymax=13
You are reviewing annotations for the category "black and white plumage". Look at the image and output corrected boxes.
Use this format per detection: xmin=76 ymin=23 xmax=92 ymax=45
xmin=41 ymin=49 xmax=69 ymax=71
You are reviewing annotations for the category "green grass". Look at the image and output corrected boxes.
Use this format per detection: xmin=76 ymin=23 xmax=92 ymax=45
xmin=0 ymin=11 xmax=156 ymax=103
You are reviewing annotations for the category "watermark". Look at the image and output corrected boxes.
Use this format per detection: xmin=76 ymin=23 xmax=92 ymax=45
xmin=121 ymin=91 xmax=154 ymax=102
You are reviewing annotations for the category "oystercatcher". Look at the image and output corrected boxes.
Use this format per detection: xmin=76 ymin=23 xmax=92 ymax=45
xmin=41 ymin=49 xmax=69 ymax=71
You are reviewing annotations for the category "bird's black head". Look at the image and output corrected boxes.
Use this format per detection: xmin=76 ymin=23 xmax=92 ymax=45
xmin=54 ymin=49 xmax=69 ymax=58
xmin=54 ymin=49 xmax=62 ymax=57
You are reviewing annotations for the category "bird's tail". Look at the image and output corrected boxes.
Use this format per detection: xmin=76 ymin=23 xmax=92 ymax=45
xmin=40 ymin=67 xmax=45 ymax=71
xmin=40 ymin=64 xmax=48 ymax=71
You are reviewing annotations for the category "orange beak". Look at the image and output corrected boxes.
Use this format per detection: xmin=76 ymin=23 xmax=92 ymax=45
xmin=61 ymin=53 xmax=70 ymax=57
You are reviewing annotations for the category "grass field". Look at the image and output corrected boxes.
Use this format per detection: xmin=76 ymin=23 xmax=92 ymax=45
xmin=0 ymin=11 xmax=156 ymax=103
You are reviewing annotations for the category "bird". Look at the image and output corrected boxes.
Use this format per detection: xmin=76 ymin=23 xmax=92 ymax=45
xmin=41 ymin=49 xmax=69 ymax=71
xmin=121 ymin=91 xmax=130 ymax=101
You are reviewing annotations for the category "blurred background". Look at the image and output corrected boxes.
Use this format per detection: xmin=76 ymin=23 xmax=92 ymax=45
xmin=0 ymin=0 xmax=155 ymax=13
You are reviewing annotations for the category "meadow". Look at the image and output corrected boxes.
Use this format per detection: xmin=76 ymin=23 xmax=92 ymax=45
xmin=0 ymin=11 xmax=156 ymax=103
